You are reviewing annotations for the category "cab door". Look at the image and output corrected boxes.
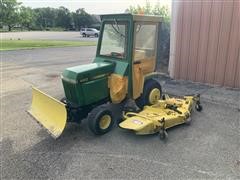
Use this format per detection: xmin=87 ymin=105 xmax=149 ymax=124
xmin=132 ymin=22 xmax=158 ymax=99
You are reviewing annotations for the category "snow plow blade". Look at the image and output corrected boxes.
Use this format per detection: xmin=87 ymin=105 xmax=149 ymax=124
xmin=28 ymin=87 xmax=67 ymax=139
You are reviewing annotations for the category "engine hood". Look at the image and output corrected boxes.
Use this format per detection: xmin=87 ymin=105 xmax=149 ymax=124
xmin=62 ymin=62 xmax=115 ymax=83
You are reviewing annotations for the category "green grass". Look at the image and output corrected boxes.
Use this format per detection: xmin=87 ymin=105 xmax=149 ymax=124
xmin=0 ymin=39 xmax=97 ymax=51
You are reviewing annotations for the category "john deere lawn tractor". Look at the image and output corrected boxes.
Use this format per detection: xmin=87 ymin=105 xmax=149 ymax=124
xmin=28 ymin=14 xmax=163 ymax=138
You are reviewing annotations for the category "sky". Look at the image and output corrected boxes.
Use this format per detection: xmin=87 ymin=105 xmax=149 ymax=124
xmin=18 ymin=0 xmax=171 ymax=14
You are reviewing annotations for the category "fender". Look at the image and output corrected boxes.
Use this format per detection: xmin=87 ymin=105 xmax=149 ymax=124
xmin=144 ymin=72 xmax=161 ymax=81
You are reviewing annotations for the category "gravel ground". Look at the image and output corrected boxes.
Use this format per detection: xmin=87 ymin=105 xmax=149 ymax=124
xmin=1 ymin=46 xmax=239 ymax=179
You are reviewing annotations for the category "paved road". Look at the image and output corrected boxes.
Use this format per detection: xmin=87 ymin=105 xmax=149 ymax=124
xmin=1 ymin=31 xmax=98 ymax=41
xmin=1 ymin=47 xmax=240 ymax=179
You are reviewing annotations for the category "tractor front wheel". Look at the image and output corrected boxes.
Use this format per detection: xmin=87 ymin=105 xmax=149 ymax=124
xmin=87 ymin=105 xmax=114 ymax=135
xmin=136 ymin=79 xmax=162 ymax=109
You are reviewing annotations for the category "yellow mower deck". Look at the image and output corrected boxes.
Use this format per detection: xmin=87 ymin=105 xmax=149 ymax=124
xmin=28 ymin=87 xmax=67 ymax=138
xmin=119 ymin=95 xmax=201 ymax=135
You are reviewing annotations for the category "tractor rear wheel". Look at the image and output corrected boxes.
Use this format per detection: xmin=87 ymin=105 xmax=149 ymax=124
xmin=136 ymin=79 xmax=162 ymax=109
xmin=87 ymin=105 xmax=114 ymax=135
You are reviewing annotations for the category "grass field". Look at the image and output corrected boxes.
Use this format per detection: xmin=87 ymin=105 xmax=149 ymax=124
xmin=0 ymin=39 xmax=97 ymax=51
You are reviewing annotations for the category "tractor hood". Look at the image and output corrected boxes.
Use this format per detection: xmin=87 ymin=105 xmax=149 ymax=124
xmin=61 ymin=62 xmax=115 ymax=107
xmin=62 ymin=62 xmax=115 ymax=83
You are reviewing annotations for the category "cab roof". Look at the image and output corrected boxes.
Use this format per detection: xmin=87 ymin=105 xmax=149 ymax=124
xmin=100 ymin=13 xmax=163 ymax=23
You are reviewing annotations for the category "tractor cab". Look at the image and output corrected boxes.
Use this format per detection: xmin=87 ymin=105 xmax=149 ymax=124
xmin=28 ymin=14 xmax=163 ymax=138
xmin=94 ymin=14 xmax=162 ymax=102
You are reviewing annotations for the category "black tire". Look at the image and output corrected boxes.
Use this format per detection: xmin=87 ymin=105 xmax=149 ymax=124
xmin=95 ymin=33 xmax=98 ymax=37
xmin=195 ymin=104 xmax=203 ymax=112
xmin=82 ymin=33 xmax=86 ymax=37
xmin=136 ymin=79 xmax=162 ymax=109
xmin=87 ymin=105 xmax=114 ymax=135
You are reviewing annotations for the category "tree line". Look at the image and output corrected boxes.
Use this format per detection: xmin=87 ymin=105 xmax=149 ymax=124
xmin=0 ymin=0 xmax=100 ymax=31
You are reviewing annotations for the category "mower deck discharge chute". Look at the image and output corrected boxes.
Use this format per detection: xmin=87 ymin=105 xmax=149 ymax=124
xmin=28 ymin=87 xmax=67 ymax=138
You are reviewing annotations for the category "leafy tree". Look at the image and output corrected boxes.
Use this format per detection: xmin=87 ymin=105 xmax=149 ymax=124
xmin=127 ymin=2 xmax=170 ymax=22
xmin=0 ymin=0 xmax=21 ymax=31
xmin=33 ymin=7 xmax=57 ymax=30
xmin=0 ymin=1 xmax=98 ymax=31
xmin=72 ymin=8 xmax=93 ymax=30
xmin=56 ymin=6 xmax=72 ymax=30
xmin=19 ymin=6 xmax=35 ymax=30
xmin=126 ymin=2 xmax=171 ymax=62
xmin=152 ymin=4 xmax=171 ymax=25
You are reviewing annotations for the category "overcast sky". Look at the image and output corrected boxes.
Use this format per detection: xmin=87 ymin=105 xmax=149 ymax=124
xmin=18 ymin=0 xmax=171 ymax=14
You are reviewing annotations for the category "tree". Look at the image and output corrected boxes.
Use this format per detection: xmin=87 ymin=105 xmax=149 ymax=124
xmin=19 ymin=6 xmax=35 ymax=30
xmin=55 ymin=6 xmax=72 ymax=30
xmin=0 ymin=2 xmax=98 ymax=31
xmin=126 ymin=2 xmax=170 ymax=22
xmin=33 ymin=7 xmax=57 ymax=30
xmin=0 ymin=0 xmax=21 ymax=31
xmin=72 ymin=8 xmax=93 ymax=30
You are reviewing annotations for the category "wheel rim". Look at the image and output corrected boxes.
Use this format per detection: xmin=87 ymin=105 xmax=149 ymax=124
xmin=149 ymin=88 xmax=160 ymax=104
xmin=99 ymin=115 xmax=111 ymax=130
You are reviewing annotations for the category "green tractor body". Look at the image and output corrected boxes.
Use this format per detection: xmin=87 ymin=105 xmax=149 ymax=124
xmin=62 ymin=62 xmax=115 ymax=106
xmin=28 ymin=14 xmax=163 ymax=138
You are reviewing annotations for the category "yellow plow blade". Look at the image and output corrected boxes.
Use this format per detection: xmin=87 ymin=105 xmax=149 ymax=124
xmin=28 ymin=87 xmax=67 ymax=139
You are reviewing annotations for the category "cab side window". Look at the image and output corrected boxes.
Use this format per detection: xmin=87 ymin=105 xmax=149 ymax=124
xmin=133 ymin=23 xmax=157 ymax=61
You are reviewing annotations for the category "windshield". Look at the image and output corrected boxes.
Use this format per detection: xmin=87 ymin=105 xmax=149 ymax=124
xmin=100 ymin=21 xmax=127 ymax=59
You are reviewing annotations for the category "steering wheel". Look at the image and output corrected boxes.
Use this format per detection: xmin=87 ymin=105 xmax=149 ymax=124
xmin=111 ymin=52 xmax=124 ymax=58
